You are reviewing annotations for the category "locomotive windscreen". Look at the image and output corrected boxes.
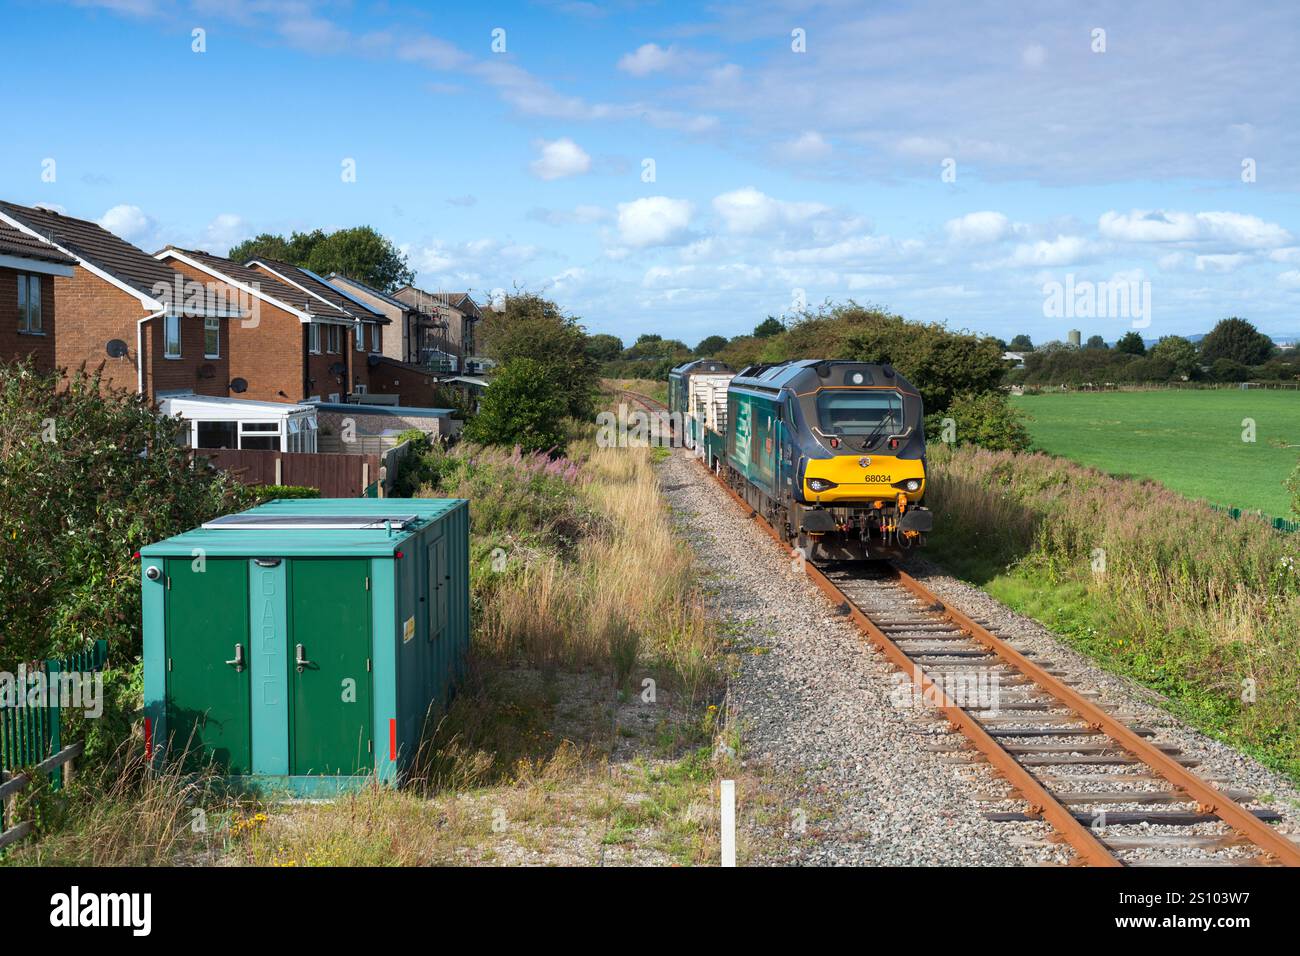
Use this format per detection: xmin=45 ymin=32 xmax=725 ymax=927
xmin=815 ymin=390 xmax=903 ymax=435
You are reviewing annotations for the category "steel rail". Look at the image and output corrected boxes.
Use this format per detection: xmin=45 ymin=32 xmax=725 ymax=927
xmin=617 ymin=387 xmax=1300 ymax=866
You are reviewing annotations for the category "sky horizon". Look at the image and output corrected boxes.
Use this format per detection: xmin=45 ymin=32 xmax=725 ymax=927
xmin=4 ymin=0 xmax=1299 ymax=348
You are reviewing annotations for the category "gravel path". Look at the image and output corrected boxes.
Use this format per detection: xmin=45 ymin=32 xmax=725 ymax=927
xmin=659 ymin=448 xmax=1063 ymax=865
xmin=658 ymin=446 xmax=1300 ymax=866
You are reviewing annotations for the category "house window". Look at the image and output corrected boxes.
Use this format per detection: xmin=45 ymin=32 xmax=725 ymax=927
xmin=16 ymin=274 xmax=42 ymax=334
xmin=356 ymin=324 xmax=365 ymax=352
xmin=164 ymin=314 xmax=181 ymax=358
xmin=327 ymin=325 xmax=340 ymax=353
xmin=371 ymin=324 xmax=381 ymax=352
xmin=204 ymin=316 xmax=220 ymax=358
xmin=239 ymin=421 xmax=280 ymax=451
xmin=308 ymin=324 xmax=321 ymax=354
xmin=195 ymin=420 xmax=237 ymax=448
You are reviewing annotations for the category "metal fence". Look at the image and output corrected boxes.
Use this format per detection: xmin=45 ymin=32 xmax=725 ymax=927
xmin=0 ymin=639 xmax=107 ymax=787
xmin=1210 ymin=504 xmax=1300 ymax=534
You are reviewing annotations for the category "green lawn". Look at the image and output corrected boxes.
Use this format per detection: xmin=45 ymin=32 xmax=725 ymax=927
xmin=1011 ymin=390 xmax=1300 ymax=518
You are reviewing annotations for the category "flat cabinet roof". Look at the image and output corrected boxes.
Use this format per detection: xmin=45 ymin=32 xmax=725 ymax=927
xmin=142 ymin=498 xmax=466 ymax=557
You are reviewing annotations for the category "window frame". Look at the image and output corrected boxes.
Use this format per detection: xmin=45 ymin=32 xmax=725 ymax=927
xmin=203 ymin=316 xmax=221 ymax=359
xmin=164 ymin=314 xmax=182 ymax=359
xmin=17 ymin=273 xmax=43 ymax=335
xmin=308 ymin=323 xmax=321 ymax=354
xmin=370 ymin=323 xmax=381 ymax=352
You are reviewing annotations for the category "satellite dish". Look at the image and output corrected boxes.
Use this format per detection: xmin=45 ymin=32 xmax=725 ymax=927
xmin=329 ymin=362 xmax=347 ymax=376
xmin=230 ymin=378 xmax=249 ymax=394
xmin=106 ymin=339 xmax=129 ymax=358
xmin=367 ymin=353 xmax=381 ymax=367
xmin=199 ymin=363 xmax=216 ymax=379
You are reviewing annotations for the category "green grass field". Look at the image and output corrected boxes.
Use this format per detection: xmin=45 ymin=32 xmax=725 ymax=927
xmin=1010 ymin=390 xmax=1300 ymax=518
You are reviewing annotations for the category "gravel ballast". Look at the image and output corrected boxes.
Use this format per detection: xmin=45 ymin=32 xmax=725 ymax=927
xmin=657 ymin=446 xmax=1300 ymax=866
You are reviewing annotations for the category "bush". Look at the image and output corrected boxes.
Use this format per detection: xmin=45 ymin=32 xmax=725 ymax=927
xmin=463 ymin=359 xmax=568 ymax=453
xmin=248 ymin=484 xmax=321 ymax=502
xmin=926 ymin=391 xmax=1031 ymax=452
xmin=1288 ymin=460 xmax=1300 ymax=519
xmin=0 ymin=362 xmax=248 ymax=666
xmin=477 ymin=292 xmax=597 ymax=419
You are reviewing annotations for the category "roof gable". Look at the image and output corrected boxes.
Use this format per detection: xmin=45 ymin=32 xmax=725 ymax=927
xmin=247 ymin=259 xmax=385 ymax=323
xmin=0 ymin=201 xmax=184 ymax=309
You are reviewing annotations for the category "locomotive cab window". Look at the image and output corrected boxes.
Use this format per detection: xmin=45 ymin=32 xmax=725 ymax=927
xmin=816 ymin=390 xmax=903 ymax=435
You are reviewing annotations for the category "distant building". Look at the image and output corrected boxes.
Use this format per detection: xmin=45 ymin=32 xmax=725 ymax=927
xmin=1003 ymin=351 xmax=1026 ymax=368
xmin=1067 ymin=329 xmax=1081 ymax=348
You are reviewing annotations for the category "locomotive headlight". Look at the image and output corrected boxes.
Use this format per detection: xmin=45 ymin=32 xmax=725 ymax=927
xmin=904 ymin=479 xmax=921 ymax=492
xmin=808 ymin=478 xmax=838 ymax=492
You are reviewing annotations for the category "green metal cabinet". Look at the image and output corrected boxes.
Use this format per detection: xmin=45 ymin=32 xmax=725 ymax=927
xmin=141 ymin=498 xmax=470 ymax=795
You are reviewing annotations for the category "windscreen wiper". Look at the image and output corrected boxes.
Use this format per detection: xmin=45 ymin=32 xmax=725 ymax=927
xmin=860 ymin=412 xmax=895 ymax=450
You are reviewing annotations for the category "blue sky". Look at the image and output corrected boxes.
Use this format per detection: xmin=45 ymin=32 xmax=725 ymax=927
xmin=3 ymin=0 xmax=1299 ymax=347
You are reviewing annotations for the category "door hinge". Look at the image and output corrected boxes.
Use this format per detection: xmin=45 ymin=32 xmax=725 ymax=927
xmin=167 ymin=657 xmax=172 ymax=671
xmin=165 ymin=576 xmax=171 ymax=590
xmin=366 ymin=658 xmax=371 ymax=672
xmin=364 ymin=576 xmax=370 ymax=591
xmin=367 ymin=739 xmax=372 ymax=754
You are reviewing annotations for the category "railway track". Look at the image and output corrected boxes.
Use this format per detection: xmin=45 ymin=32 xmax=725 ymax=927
xmin=618 ymin=387 xmax=1300 ymax=867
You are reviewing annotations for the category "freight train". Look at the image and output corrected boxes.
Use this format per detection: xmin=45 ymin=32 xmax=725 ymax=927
xmin=669 ymin=358 xmax=932 ymax=562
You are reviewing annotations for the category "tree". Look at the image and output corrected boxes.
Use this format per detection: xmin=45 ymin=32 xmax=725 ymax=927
xmin=1150 ymin=336 xmax=1198 ymax=379
xmin=694 ymin=335 xmax=728 ymax=357
xmin=585 ymin=333 xmax=624 ymax=363
xmin=463 ymin=358 xmax=568 ymax=453
xmin=753 ymin=317 xmax=785 ymax=339
xmin=780 ymin=304 xmax=1006 ymax=414
xmin=0 ymin=362 xmax=247 ymax=666
xmin=1009 ymin=334 xmax=1034 ymax=351
xmin=927 ymin=391 xmax=1031 ymax=452
xmin=477 ymin=292 xmax=597 ymax=419
xmin=1199 ymin=317 xmax=1274 ymax=367
xmin=1209 ymin=358 xmax=1251 ymax=383
xmin=1084 ymin=334 xmax=1107 ymax=349
xmin=228 ymin=226 xmax=414 ymax=292
xmin=1114 ymin=331 xmax=1147 ymax=356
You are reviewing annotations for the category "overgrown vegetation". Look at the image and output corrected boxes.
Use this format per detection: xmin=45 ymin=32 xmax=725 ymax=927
xmin=0 ymin=362 xmax=247 ymax=667
xmin=924 ymin=445 xmax=1300 ymax=779
xmin=1010 ymin=318 xmax=1296 ymax=386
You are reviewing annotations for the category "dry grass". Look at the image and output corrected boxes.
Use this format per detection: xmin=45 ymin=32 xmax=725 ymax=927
xmin=3 ymin=745 xmax=253 ymax=867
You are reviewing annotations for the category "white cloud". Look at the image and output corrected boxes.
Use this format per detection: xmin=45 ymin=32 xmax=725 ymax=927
xmin=98 ymin=204 xmax=153 ymax=242
xmin=615 ymin=196 xmax=694 ymax=247
xmin=202 ymin=213 xmax=250 ymax=251
xmin=1022 ymin=44 xmax=1047 ymax=69
xmin=530 ymin=138 xmax=591 ymax=180
xmin=1278 ymin=270 xmax=1300 ymax=288
xmin=1004 ymin=235 xmax=1094 ymax=267
xmin=1195 ymin=253 xmax=1249 ymax=272
xmin=772 ymin=234 xmax=918 ymax=265
xmin=1099 ymin=210 xmax=1291 ymax=248
xmin=945 ymin=211 xmax=1012 ymax=244
xmin=712 ymin=188 xmax=830 ymax=235
xmin=777 ymin=131 xmax=832 ymax=163
xmin=618 ymin=43 xmax=680 ymax=76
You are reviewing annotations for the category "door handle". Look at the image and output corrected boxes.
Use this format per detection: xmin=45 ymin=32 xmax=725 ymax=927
xmin=225 ymin=644 xmax=245 ymax=673
xmin=295 ymin=643 xmax=314 ymax=673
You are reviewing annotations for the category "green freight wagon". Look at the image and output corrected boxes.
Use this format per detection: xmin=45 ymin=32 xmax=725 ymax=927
xmin=140 ymin=498 xmax=469 ymax=795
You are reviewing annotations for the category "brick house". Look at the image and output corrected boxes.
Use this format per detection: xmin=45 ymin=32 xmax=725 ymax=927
xmin=243 ymin=258 xmax=388 ymax=398
xmin=155 ymin=246 xmax=385 ymax=405
xmin=324 ymin=273 xmax=442 ymax=366
xmin=0 ymin=201 xmax=242 ymax=399
xmin=390 ymin=285 xmax=483 ymax=370
xmin=0 ymin=222 xmax=75 ymax=368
